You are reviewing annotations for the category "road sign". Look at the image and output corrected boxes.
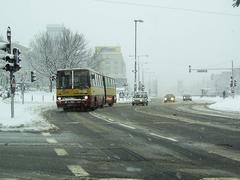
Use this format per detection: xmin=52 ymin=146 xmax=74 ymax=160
xmin=197 ymin=69 xmax=208 ymax=73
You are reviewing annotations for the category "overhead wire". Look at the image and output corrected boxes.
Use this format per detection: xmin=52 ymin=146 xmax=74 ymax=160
xmin=94 ymin=0 xmax=240 ymax=17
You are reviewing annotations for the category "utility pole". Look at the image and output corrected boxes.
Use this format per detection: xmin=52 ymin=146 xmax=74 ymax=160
xmin=133 ymin=19 xmax=143 ymax=94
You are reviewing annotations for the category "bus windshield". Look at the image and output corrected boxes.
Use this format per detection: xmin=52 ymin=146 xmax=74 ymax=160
xmin=74 ymin=70 xmax=90 ymax=88
xmin=57 ymin=70 xmax=90 ymax=89
xmin=57 ymin=71 xmax=72 ymax=89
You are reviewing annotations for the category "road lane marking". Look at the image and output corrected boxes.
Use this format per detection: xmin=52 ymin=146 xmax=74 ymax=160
xmin=54 ymin=148 xmax=68 ymax=156
xmin=41 ymin=132 xmax=51 ymax=136
xmin=67 ymin=165 xmax=89 ymax=177
xmin=90 ymin=112 xmax=136 ymax=130
xmin=89 ymin=112 xmax=114 ymax=123
xmin=118 ymin=123 xmax=136 ymax=130
xmin=149 ymin=133 xmax=178 ymax=142
xmin=46 ymin=138 xmax=57 ymax=144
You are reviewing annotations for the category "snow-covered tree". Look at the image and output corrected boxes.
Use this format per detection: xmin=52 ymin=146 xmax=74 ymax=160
xmin=233 ymin=0 xmax=240 ymax=7
xmin=28 ymin=28 xmax=91 ymax=78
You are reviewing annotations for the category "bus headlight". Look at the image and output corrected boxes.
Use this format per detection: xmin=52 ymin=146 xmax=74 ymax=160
xmin=84 ymin=95 xmax=88 ymax=100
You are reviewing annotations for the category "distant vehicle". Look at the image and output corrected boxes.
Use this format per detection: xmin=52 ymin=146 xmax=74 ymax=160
xmin=132 ymin=92 xmax=148 ymax=106
xmin=163 ymin=94 xmax=175 ymax=103
xmin=183 ymin=94 xmax=192 ymax=101
xmin=56 ymin=68 xmax=116 ymax=111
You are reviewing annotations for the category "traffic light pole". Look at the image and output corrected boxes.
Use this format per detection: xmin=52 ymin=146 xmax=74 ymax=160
xmin=10 ymin=71 xmax=14 ymax=118
xmin=0 ymin=27 xmax=21 ymax=118
xmin=6 ymin=27 xmax=15 ymax=118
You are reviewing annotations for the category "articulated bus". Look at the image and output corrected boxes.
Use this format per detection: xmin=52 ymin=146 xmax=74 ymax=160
xmin=56 ymin=68 xmax=116 ymax=111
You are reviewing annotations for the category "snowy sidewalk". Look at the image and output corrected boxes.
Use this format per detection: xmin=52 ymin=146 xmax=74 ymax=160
xmin=0 ymin=91 xmax=57 ymax=132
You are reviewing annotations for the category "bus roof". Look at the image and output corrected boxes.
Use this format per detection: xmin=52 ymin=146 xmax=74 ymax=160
xmin=57 ymin=68 xmax=115 ymax=80
xmin=57 ymin=68 xmax=101 ymax=74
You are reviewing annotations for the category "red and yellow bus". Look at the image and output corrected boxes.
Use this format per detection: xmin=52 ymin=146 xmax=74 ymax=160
xmin=56 ymin=68 xmax=116 ymax=111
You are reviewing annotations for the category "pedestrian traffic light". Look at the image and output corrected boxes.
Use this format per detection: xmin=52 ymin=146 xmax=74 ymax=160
xmin=234 ymin=80 xmax=237 ymax=87
xmin=31 ymin=71 xmax=36 ymax=82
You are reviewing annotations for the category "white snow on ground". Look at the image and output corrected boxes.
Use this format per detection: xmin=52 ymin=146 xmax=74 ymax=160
xmin=193 ymin=96 xmax=240 ymax=112
xmin=0 ymin=91 xmax=57 ymax=132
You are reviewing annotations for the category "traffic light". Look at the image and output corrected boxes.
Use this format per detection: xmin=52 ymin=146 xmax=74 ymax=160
xmin=1 ymin=49 xmax=21 ymax=72
xmin=12 ymin=47 xmax=21 ymax=72
xmin=189 ymin=65 xmax=191 ymax=73
xmin=1 ymin=53 xmax=14 ymax=71
xmin=230 ymin=76 xmax=233 ymax=87
xmin=1 ymin=27 xmax=21 ymax=72
xmin=31 ymin=71 xmax=36 ymax=82
xmin=234 ymin=80 xmax=237 ymax=87
xmin=50 ymin=75 xmax=55 ymax=81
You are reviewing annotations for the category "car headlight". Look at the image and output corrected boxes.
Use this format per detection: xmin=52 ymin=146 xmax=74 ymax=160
xmin=57 ymin=97 xmax=62 ymax=101
xmin=171 ymin=97 xmax=174 ymax=101
xmin=164 ymin=98 xmax=167 ymax=100
xmin=84 ymin=95 xmax=88 ymax=100
xmin=140 ymin=99 xmax=143 ymax=102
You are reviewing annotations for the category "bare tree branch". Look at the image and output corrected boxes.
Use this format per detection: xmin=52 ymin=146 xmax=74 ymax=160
xmin=233 ymin=0 xmax=240 ymax=7
xmin=28 ymin=28 xmax=91 ymax=79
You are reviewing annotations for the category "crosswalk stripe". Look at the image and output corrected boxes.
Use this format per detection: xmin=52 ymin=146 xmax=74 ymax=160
xmin=46 ymin=138 xmax=57 ymax=144
xmin=41 ymin=132 xmax=51 ymax=136
xmin=54 ymin=148 xmax=68 ymax=156
xmin=67 ymin=165 xmax=89 ymax=177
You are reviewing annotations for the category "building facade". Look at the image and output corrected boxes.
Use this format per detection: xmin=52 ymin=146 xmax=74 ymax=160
xmin=93 ymin=46 xmax=127 ymax=88
xmin=210 ymin=69 xmax=240 ymax=96
xmin=46 ymin=24 xmax=65 ymax=37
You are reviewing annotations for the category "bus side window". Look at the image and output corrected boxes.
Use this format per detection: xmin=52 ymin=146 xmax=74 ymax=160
xmin=97 ymin=74 xmax=99 ymax=87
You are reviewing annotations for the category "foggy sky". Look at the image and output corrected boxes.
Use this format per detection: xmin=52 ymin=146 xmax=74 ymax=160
xmin=0 ymin=0 xmax=240 ymax=95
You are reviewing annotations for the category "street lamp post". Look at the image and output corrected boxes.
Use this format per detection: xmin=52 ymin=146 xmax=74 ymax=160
xmin=137 ymin=55 xmax=148 ymax=91
xmin=134 ymin=19 xmax=144 ymax=94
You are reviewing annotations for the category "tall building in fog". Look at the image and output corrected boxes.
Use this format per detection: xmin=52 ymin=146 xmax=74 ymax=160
xmin=93 ymin=46 xmax=127 ymax=87
xmin=46 ymin=24 xmax=65 ymax=36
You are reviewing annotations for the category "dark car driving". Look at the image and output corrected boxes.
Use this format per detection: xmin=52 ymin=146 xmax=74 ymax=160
xmin=183 ymin=94 xmax=192 ymax=101
xmin=163 ymin=94 xmax=176 ymax=103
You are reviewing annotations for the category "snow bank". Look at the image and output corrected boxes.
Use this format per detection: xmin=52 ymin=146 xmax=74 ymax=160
xmin=193 ymin=96 xmax=240 ymax=112
xmin=209 ymin=96 xmax=240 ymax=112
xmin=0 ymin=91 xmax=57 ymax=131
